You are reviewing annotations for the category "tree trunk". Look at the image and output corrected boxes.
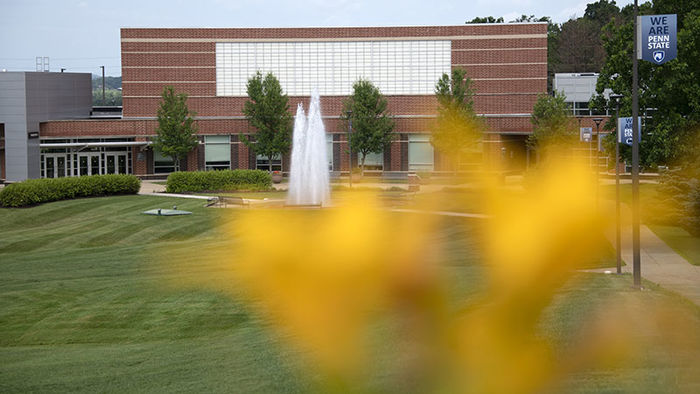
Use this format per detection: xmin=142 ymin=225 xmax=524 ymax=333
xmin=360 ymin=154 xmax=366 ymax=177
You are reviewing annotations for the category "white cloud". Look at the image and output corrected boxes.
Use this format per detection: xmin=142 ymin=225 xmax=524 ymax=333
xmin=554 ymin=1 xmax=588 ymax=23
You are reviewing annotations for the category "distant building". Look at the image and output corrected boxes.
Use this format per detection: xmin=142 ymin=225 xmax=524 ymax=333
xmin=0 ymin=72 xmax=91 ymax=181
xmin=554 ymin=73 xmax=612 ymax=116
xmin=4 ymin=24 xmax=558 ymax=180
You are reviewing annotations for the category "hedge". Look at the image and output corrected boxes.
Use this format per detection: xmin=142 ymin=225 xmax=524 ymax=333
xmin=0 ymin=174 xmax=141 ymax=207
xmin=166 ymin=170 xmax=272 ymax=193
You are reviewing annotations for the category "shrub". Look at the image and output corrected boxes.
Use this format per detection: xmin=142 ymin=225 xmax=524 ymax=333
xmin=0 ymin=174 xmax=141 ymax=208
xmin=652 ymin=168 xmax=700 ymax=235
xmin=166 ymin=170 xmax=272 ymax=193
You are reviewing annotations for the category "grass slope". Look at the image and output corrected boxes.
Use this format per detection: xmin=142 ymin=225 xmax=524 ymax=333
xmin=0 ymin=195 xmax=698 ymax=392
xmin=0 ymin=196 xmax=307 ymax=393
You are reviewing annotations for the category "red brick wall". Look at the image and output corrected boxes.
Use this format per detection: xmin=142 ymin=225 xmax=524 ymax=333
xmin=120 ymin=24 xmax=548 ymax=122
xmin=120 ymin=24 xmax=546 ymax=40
xmin=186 ymin=147 xmax=199 ymax=171
xmin=132 ymin=146 xmax=147 ymax=175
xmin=42 ymin=24 xmax=555 ymax=174
xmin=41 ymin=115 xmax=545 ymax=138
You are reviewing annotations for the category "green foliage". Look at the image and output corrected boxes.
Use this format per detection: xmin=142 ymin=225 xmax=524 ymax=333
xmin=584 ymin=0 xmax=621 ymax=26
xmin=165 ymin=170 xmax=272 ymax=193
xmin=242 ymin=72 xmax=292 ymax=169
xmin=91 ymin=75 xmax=121 ymax=90
xmin=0 ymin=175 xmax=140 ymax=207
xmin=431 ymin=68 xmax=482 ymax=170
xmin=466 ymin=16 xmax=504 ymax=23
xmin=593 ymin=1 xmax=700 ymax=167
xmin=92 ymin=89 xmax=122 ymax=106
xmin=654 ymin=168 xmax=700 ymax=236
xmin=153 ymin=86 xmax=199 ymax=170
xmin=529 ymin=92 xmax=576 ymax=155
xmin=341 ymin=79 xmax=395 ymax=173
xmin=511 ymin=14 xmax=550 ymax=23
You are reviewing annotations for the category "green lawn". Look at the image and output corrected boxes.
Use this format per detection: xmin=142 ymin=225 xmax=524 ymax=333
xmin=601 ymin=183 xmax=700 ymax=265
xmin=648 ymin=224 xmax=700 ymax=266
xmin=1 ymin=195 xmax=698 ymax=392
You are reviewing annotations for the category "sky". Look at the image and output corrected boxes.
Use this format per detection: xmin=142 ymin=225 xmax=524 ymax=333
xmin=0 ymin=0 xmax=635 ymax=76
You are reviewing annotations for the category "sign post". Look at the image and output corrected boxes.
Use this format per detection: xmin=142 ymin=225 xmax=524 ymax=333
xmin=631 ymin=7 xmax=677 ymax=288
xmin=580 ymin=127 xmax=593 ymax=168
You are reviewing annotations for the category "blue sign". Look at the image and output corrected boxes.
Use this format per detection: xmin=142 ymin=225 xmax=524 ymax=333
xmin=639 ymin=14 xmax=677 ymax=64
xmin=618 ymin=117 xmax=642 ymax=146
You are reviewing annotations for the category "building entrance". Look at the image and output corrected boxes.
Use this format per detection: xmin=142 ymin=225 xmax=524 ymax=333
xmin=105 ymin=153 xmax=128 ymax=174
xmin=77 ymin=153 xmax=101 ymax=176
xmin=42 ymin=154 xmax=69 ymax=178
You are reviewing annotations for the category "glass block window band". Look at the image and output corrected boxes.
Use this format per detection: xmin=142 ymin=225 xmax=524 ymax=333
xmin=216 ymin=40 xmax=451 ymax=97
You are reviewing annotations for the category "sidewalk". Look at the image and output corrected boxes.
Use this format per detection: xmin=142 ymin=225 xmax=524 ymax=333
xmin=138 ymin=180 xmax=166 ymax=194
xmin=592 ymin=223 xmax=700 ymax=306
xmin=615 ymin=225 xmax=700 ymax=305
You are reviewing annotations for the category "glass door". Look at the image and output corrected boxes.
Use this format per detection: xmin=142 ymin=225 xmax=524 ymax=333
xmin=106 ymin=155 xmax=116 ymax=174
xmin=56 ymin=156 xmax=66 ymax=177
xmin=117 ymin=154 xmax=127 ymax=174
xmin=91 ymin=155 xmax=101 ymax=175
xmin=45 ymin=156 xmax=55 ymax=178
xmin=79 ymin=156 xmax=89 ymax=176
xmin=104 ymin=153 xmax=129 ymax=174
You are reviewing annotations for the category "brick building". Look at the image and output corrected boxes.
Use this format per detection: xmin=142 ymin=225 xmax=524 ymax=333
xmin=34 ymin=23 xmax=553 ymax=179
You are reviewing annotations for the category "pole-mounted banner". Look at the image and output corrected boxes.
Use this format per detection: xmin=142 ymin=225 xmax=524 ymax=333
xmin=638 ymin=14 xmax=677 ymax=64
xmin=617 ymin=117 xmax=642 ymax=146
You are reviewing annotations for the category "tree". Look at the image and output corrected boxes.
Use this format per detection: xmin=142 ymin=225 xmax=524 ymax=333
xmin=593 ymin=0 xmax=700 ymax=168
xmin=242 ymin=71 xmax=293 ymax=171
xmin=528 ymin=92 xmax=576 ymax=159
xmin=584 ymin=0 xmax=621 ymax=27
xmin=152 ymin=86 xmax=199 ymax=171
xmin=341 ymin=79 xmax=394 ymax=175
xmin=466 ymin=16 xmax=504 ymax=23
xmin=556 ymin=17 xmax=608 ymax=73
xmin=431 ymin=68 xmax=482 ymax=173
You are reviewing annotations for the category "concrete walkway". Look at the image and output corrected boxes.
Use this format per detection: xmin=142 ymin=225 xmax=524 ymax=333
xmin=596 ymin=224 xmax=700 ymax=305
xmin=139 ymin=180 xmax=167 ymax=194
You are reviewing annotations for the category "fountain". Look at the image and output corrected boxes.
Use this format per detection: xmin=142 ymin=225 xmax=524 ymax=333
xmin=286 ymin=90 xmax=331 ymax=206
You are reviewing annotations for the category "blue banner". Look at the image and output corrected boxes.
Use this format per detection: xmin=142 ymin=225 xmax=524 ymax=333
xmin=618 ymin=117 xmax=642 ymax=146
xmin=639 ymin=14 xmax=677 ymax=64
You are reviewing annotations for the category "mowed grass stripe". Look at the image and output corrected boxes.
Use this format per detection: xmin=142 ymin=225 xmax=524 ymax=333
xmin=1 ymin=195 xmax=699 ymax=393
xmin=0 ymin=197 xmax=123 ymax=230
xmin=0 ymin=220 xmax=115 ymax=254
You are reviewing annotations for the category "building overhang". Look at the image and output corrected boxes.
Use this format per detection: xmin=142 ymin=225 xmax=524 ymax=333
xmin=40 ymin=141 xmax=152 ymax=149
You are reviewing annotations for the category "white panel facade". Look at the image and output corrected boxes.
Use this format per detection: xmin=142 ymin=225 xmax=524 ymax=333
xmin=216 ymin=40 xmax=451 ymax=96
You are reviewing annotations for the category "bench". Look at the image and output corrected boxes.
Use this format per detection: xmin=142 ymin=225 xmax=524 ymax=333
xmin=218 ymin=196 xmax=250 ymax=208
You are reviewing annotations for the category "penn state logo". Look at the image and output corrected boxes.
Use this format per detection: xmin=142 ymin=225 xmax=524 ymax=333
xmin=653 ymin=50 xmax=665 ymax=63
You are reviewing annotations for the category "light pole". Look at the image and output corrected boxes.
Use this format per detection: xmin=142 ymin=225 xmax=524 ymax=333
xmin=631 ymin=0 xmax=642 ymax=289
xmin=610 ymin=94 xmax=623 ymax=275
xmin=592 ymin=117 xmax=604 ymax=210
xmin=577 ymin=117 xmax=582 ymax=161
xmin=100 ymin=65 xmax=106 ymax=105
xmin=347 ymin=110 xmax=353 ymax=188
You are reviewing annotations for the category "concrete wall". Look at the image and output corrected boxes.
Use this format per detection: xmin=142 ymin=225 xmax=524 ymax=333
xmin=553 ymin=73 xmax=600 ymax=103
xmin=0 ymin=72 xmax=91 ymax=181
xmin=0 ymin=72 xmax=28 ymax=181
